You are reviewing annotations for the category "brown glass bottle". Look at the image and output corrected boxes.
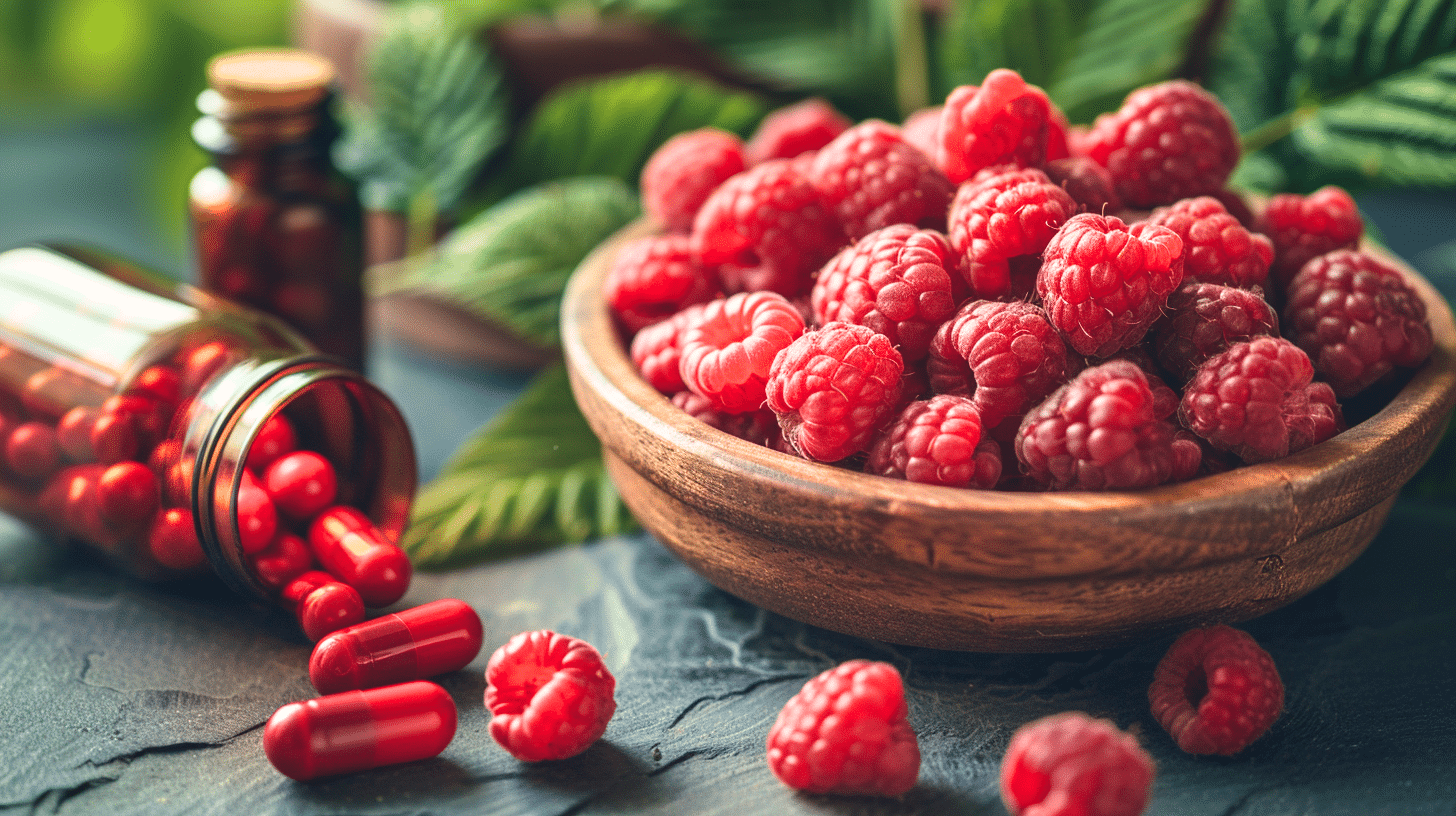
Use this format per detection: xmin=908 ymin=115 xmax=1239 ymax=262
xmin=189 ymin=48 xmax=366 ymax=372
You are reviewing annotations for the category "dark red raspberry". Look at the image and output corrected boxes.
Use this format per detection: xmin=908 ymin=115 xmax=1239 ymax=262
xmin=947 ymin=167 xmax=1079 ymax=300
xmin=745 ymin=97 xmax=852 ymax=166
xmin=899 ymin=105 xmax=942 ymax=160
xmin=605 ymin=235 xmax=719 ymax=334
xmin=1148 ymin=624 xmax=1283 ymax=756
xmin=936 ymin=69 xmax=1053 ymax=183
xmin=1283 ymin=249 xmax=1434 ymax=397
xmin=1178 ymin=336 xmax=1345 ymax=463
xmin=1211 ymin=188 xmax=1257 ymax=229
xmin=485 ymin=630 xmax=616 ymax=762
xmin=672 ymin=390 xmax=788 ymax=452
xmin=1044 ymin=156 xmax=1122 ymax=214
xmin=1146 ymin=196 xmax=1273 ymax=289
xmin=1257 ymin=185 xmax=1363 ymax=290
xmin=1016 ymin=360 xmax=1200 ymax=490
xmin=1037 ymin=213 xmax=1184 ymax=358
xmin=809 ymin=119 xmax=954 ymax=239
xmin=866 ymin=395 xmax=1002 ymax=488
xmin=1152 ymin=282 xmax=1280 ymax=383
xmin=640 ymin=128 xmax=747 ymax=233
xmin=1095 ymin=345 xmax=1181 ymax=420
xmin=1081 ymin=80 xmax=1240 ymax=208
xmin=811 ymin=224 xmax=958 ymax=361
xmin=690 ymin=159 xmax=847 ymax=297
xmin=926 ymin=299 xmax=1074 ymax=429
xmin=679 ymin=292 xmax=805 ymax=413
xmin=765 ymin=660 xmax=920 ymax=796
xmin=1000 ymin=712 xmax=1154 ymax=816
xmin=630 ymin=303 xmax=708 ymax=394
xmin=766 ymin=322 xmax=904 ymax=461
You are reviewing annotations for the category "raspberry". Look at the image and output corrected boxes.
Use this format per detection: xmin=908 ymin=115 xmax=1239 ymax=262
xmin=1044 ymin=156 xmax=1122 ymax=214
xmin=604 ymin=234 xmax=719 ymax=334
xmin=1146 ymin=196 xmax=1273 ymax=289
xmin=1151 ymin=282 xmax=1280 ymax=383
xmin=629 ymin=303 xmax=708 ymax=394
xmin=484 ymin=630 xmax=616 ymax=762
xmin=1081 ymin=80 xmax=1239 ymax=208
xmin=866 ymin=395 xmax=1002 ymax=488
xmin=745 ymin=97 xmax=852 ymax=165
xmin=809 ymin=119 xmax=955 ymax=239
xmin=1148 ymin=625 xmax=1283 ymax=756
xmin=1095 ymin=345 xmax=1181 ymax=420
xmin=1000 ymin=712 xmax=1154 ymax=816
xmin=1256 ymin=185 xmax=1363 ymax=290
xmin=640 ymin=128 xmax=747 ymax=233
xmin=679 ymin=292 xmax=806 ymax=413
xmin=899 ymin=105 xmax=942 ymax=160
xmin=1178 ymin=336 xmax=1345 ymax=463
xmin=671 ymin=390 xmax=789 ymax=452
xmin=925 ymin=299 xmax=1074 ymax=428
xmin=690 ymin=159 xmax=848 ymax=297
xmin=1283 ymin=249 xmax=1434 ymax=397
xmin=766 ymin=322 xmax=904 ymax=462
xmin=947 ymin=167 xmax=1079 ymax=300
xmin=1015 ymin=360 xmax=1200 ymax=490
xmin=765 ymin=660 xmax=920 ymax=796
xmin=811 ymin=224 xmax=958 ymax=361
xmin=1037 ymin=213 xmax=1184 ymax=358
xmin=936 ymin=69 xmax=1053 ymax=183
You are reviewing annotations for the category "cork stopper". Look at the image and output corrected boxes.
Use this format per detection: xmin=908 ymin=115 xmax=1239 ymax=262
xmin=207 ymin=48 xmax=335 ymax=114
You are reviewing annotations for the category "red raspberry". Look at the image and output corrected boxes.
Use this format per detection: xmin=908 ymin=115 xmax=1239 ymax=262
xmin=1146 ymin=196 xmax=1273 ymax=289
xmin=640 ymin=128 xmax=747 ymax=233
xmin=690 ymin=159 xmax=847 ymax=297
xmin=1151 ymin=282 xmax=1280 ymax=383
xmin=866 ymin=395 xmax=1002 ymax=488
xmin=1283 ymin=249 xmax=1434 ymax=397
xmin=1044 ymin=156 xmax=1122 ymax=214
xmin=1256 ymin=185 xmax=1363 ymax=290
xmin=1094 ymin=345 xmax=1181 ymax=420
xmin=671 ymin=390 xmax=789 ymax=452
xmin=899 ymin=105 xmax=942 ymax=160
xmin=745 ymin=97 xmax=852 ymax=166
xmin=679 ymin=292 xmax=805 ymax=413
xmin=809 ymin=119 xmax=955 ymax=239
xmin=1080 ymin=80 xmax=1239 ymax=208
xmin=811 ymin=224 xmax=958 ymax=362
xmin=1148 ymin=625 xmax=1283 ymax=756
xmin=1178 ymin=336 xmax=1345 ymax=463
xmin=947 ymin=167 xmax=1079 ymax=300
xmin=936 ymin=69 xmax=1053 ymax=183
xmin=1015 ymin=360 xmax=1200 ymax=490
xmin=1211 ymin=188 xmax=1257 ymax=229
xmin=926 ymin=299 xmax=1074 ymax=428
xmin=1037 ymin=213 xmax=1184 ymax=358
xmin=766 ymin=322 xmax=904 ymax=462
xmin=629 ymin=303 xmax=708 ymax=394
xmin=765 ymin=660 xmax=920 ymax=797
xmin=1000 ymin=712 xmax=1154 ymax=816
xmin=485 ymin=630 xmax=616 ymax=762
xmin=604 ymin=235 xmax=719 ymax=334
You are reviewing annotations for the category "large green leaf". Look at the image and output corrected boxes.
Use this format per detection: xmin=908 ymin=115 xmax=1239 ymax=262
xmin=934 ymin=0 xmax=1090 ymax=98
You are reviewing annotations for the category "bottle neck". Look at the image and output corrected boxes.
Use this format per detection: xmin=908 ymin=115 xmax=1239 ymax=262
xmin=192 ymin=88 xmax=340 ymax=157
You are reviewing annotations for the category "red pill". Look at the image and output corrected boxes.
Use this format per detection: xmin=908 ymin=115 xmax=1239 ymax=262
xmin=245 ymin=412 xmax=298 ymax=473
xmin=307 ymin=506 xmax=412 ymax=608
xmin=236 ymin=469 xmax=279 ymax=554
xmin=148 ymin=507 xmax=207 ymax=571
xmin=56 ymin=406 xmax=99 ymax=463
xmin=89 ymin=410 xmax=139 ymax=465
xmin=264 ymin=450 xmax=337 ymax=520
xmin=181 ymin=340 xmax=234 ymax=394
xmin=264 ymin=680 xmax=457 ymax=781
xmin=5 ymin=421 xmax=61 ymax=480
xmin=309 ymin=599 xmax=484 ymax=695
xmin=285 ymin=571 xmax=367 ymax=641
xmin=128 ymin=365 xmax=181 ymax=407
xmin=97 ymin=461 xmax=160 ymax=529
xmin=251 ymin=532 xmax=313 ymax=591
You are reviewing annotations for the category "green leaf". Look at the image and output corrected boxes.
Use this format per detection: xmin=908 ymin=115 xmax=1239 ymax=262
xmin=402 ymin=363 xmax=637 ymax=568
xmin=934 ymin=0 xmax=1090 ymax=98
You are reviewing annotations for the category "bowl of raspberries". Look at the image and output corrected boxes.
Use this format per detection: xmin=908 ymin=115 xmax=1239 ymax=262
xmin=561 ymin=70 xmax=1456 ymax=652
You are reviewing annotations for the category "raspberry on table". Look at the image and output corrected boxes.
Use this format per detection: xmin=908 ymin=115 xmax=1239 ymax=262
xmin=766 ymin=660 xmax=920 ymax=797
xmin=1256 ymin=185 xmax=1363 ymax=291
xmin=811 ymin=224 xmax=958 ymax=362
xmin=1037 ymin=213 xmax=1185 ymax=358
xmin=1283 ymin=249 xmax=1434 ymax=398
xmin=1146 ymin=196 xmax=1273 ymax=289
xmin=484 ymin=630 xmax=617 ymax=762
xmin=671 ymin=390 xmax=789 ymax=452
xmin=1152 ymin=281 xmax=1280 ymax=383
xmin=947 ymin=167 xmax=1080 ymax=300
xmin=1148 ymin=624 xmax=1283 ymax=756
xmin=604 ymin=234 xmax=719 ymax=335
xmin=899 ymin=105 xmax=942 ymax=160
xmin=679 ymin=292 xmax=806 ymax=414
xmin=1178 ymin=336 xmax=1345 ymax=463
xmin=809 ymin=119 xmax=955 ymax=239
xmin=640 ymin=128 xmax=748 ymax=234
xmin=925 ymin=299 xmax=1074 ymax=429
xmin=745 ymin=97 xmax=852 ymax=166
xmin=1000 ymin=711 xmax=1155 ymax=816
xmin=1015 ymin=360 xmax=1200 ymax=491
xmin=866 ymin=395 xmax=1002 ymax=488
xmin=936 ymin=69 xmax=1053 ymax=183
xmin=766 ymin=322 xmax=904 ymax=462
xmin=1080 ymin=80 xmax=1240 ymax=209
xmin=1044 ymin=156 xmax=1122 ymax=214
xmin=630 ymin=303 xmax=708 ymax=394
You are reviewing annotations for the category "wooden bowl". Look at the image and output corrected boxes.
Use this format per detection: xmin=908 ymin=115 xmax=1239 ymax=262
xmin=562 ymin=222 xmax=1456 ymax=652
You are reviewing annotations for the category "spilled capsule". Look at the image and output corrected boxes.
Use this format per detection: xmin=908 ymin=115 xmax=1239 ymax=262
xmin=263 ymin=680 xmax=456 ymax=781
xmin=309 ymin=599 xmax=483 ymax=695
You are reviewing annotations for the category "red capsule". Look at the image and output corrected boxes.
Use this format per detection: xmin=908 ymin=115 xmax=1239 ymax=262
xmin=128 ymin=365 xmax=181 ymax=407
xmin=251 ymin=532 xmax=313 ymax=591
xmin=55 ymin=406 xmax=99 ymax=463
xmin=97 ymin=461 xmax=160 ymax=530
xmin=309 ymin=599 xmax=483 ymax=695
xmin=148 ymin=507 xmax=207 ymax=572
xmin=89 ymin=410 xmax=139 ymax=465
xmin=236 ymin=469 xmax=279 ymax=554
xmin=180 ymin=340 xmax=234 ymax=394
xmin=264 ymin=450 xmax=337 ymax=520
xmin=264 ymin=680 xmax=457 ymax=781
xmin=245 ymin=412 xmax=298 ymax=473
xmin=5 ymin=421 xmax=62 ymax=481
xmin=307 ymin=506 xmax=412 ymax=608
xmin=284 ymin=571 xmax=367 ymax=642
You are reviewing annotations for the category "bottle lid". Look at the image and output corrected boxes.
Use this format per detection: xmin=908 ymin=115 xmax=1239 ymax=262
xmin=207 ymin=48 xmax=335 ymax=114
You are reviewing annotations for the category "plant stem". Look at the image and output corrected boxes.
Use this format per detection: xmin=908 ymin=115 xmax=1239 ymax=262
xmin=1240 ymin=104 xmax=1319 ymax=154
xmin=892 ymin=0 xmax=931 ymax=119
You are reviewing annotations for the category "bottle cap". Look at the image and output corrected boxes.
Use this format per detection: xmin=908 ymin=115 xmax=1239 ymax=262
xmin=207 ymin=48 xmax=335 ymax=114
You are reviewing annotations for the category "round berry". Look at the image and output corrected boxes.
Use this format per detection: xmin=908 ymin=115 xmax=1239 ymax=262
xmin=899 ymin=104 xmax=942 ymax=160
xmin=1044 ymin=155 xmax=1122 ymax=213
xmin=809 ymin=119 xmax=954 ymax=239
xmin=1257 ymin=185 xmax=1363 ymax=290
xmin=1146 ymin=196 xmax=1273 ymax=289
xmin=925 ymin=300 xmax=1074 ymax=429
xmin=263 ymin=450 xmax=339 ymax=520
xmin=485 ymin=630 xmax=617 ymax=762
xmin=744 ymin=97 xmax=852 ymax=166
xmin=679 ymin=292 xmax=806 ymax=414
xmin=640 ymin=127 xmax=747 ymax=233
xmin=1152 ymin=281 xmax=1280 ymax=383
xmin=1149 ymin=625 xmax=1283 ymax=756
xmin=936 ymin=69 xmax=1053 ymax=183
xmin=1001 ymin=712 xmax=1154 ymax=816
xmin=866 ymin=395 xmax=1001 ymax=488
xmin=947 ymin=167 xmax=1079 ymax=300
xmin=629 ymin=303 xmax=707 ymax=395
xmin=605 ymin=234 xmax=718 ymax=335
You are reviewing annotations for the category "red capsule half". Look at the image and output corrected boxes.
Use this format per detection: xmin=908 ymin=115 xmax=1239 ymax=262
xmin=307 ymin=506 xmax=412 ymax=607
xmin=309 ymin=599 xmax=483 ymax=694
xmin=263 ymin=680 xmax=457 ymax=781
